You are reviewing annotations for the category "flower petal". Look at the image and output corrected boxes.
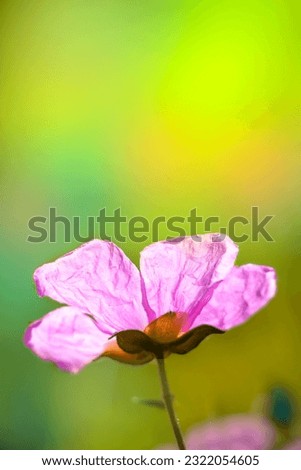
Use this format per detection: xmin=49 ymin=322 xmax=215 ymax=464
xmin=186 ymin=415 xmax=276 ymax=450
xmin=34 ymin=240 xmax=148 ymax=333
xmin=192 ymin=264 xmax=277 ymax=330
xmin=140 ymin=234 xmax=238 ymax=322
xmin=24 ymin=306 xmax=109 ymax=373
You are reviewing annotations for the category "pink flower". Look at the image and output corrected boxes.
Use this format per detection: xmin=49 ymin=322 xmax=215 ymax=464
xmin=159 ymin=415 xmax=276 ymax=450
xmin=24 ymin=235 xmax=276 ymax=373
xmin=186 ymin=415 xmax=276 ymax=450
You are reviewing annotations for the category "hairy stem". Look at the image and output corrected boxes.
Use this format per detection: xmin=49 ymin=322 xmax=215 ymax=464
xmin=156 ymin=357 xmax=186 ymax=450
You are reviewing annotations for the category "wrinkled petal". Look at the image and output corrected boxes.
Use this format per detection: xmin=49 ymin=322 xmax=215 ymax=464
xmin=192 ymin=264 xmax=277 ymax=330
xmin=34 ymin=240 xmax=148 ymax=334
xmin=140 ymin=234 xmax=238 ymax=323
xmin=186 ymin=415 xmax=276 ymax=450
xmin=24 ymin=307 xmax=109 ymax=373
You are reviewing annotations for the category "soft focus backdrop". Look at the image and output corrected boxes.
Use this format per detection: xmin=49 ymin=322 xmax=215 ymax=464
xmin=1 ymin=0 xmax=301 ymax=449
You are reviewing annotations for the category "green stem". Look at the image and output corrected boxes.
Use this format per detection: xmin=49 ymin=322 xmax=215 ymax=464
xmin=156 ymin=357 xmax=186 ymax=450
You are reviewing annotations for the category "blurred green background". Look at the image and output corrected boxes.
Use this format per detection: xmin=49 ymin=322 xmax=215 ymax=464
xmin=1 ymin=0 xmax=301 ymax=450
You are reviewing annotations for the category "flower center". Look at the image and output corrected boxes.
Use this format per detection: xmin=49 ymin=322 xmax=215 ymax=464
xmin=107 ymin=311 xmax=224 ymax=364
xmin=144 ymin=311 xmax=187 ymax=343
